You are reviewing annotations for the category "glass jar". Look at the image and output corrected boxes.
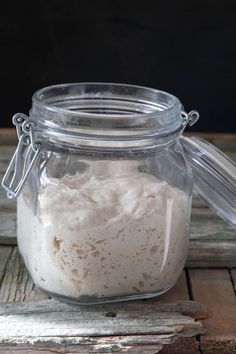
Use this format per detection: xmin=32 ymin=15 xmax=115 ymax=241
xmin=2 ymin=83 xmax=236 ymax=305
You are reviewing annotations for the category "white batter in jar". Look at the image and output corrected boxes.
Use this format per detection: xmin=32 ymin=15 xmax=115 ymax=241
xmin=17 ymin=160 xmax=190 ymax=300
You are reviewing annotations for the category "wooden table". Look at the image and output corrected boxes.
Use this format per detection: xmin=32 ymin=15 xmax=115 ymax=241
xmin=0 ymin=130 xmax=236 ymax=354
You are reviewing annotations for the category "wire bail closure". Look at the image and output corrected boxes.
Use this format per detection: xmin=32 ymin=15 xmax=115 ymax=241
xmin=1 ymin=113 xmax=41 ymax=199
xmin=181 ymin=110 xmax=200 ymax=127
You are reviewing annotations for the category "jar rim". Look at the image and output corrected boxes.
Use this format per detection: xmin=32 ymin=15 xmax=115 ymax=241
xmin=30 ymin=82 xmax=185 ymax=149
xmin=32 ymin=82 xmax=181 ymax=119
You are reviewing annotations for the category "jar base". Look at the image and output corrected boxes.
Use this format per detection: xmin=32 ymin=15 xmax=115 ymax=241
xmin=37 ymin=285 xmax=174 ymax=305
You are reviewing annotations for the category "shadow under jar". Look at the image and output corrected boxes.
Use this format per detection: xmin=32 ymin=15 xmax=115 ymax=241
xmin=2 ymin=83 xmax=200 ymax=304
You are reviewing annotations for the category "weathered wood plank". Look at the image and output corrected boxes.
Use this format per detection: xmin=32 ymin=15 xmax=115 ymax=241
xmin=190 ymin=208 xmax=236 ymax=240
xmin=0 ymin=299 xmax=205 ymax=354
xmin=0 ymin=342 xmax=164 ymax=354
xmin=0 ymin=299 xmax=206 ymax=322
xmin=0 ymin=211 xmax=16 ymax=245
xmin=0 ymin=160 xmax=13 ymax=175
xmin=0 ymin=343 xmax=163 ymax=354
xmin=190 ymin=269 xmax=236 ymax=354
xmin=190 ymin=269 xmax=236 ymax=335
xmin=0 ymin=247 xmax=49 ymax=303
xmin=188 ymin=238 xmax=236 ymax=268
xmin=0 ymin=250 xmax=202 ymax=353
xmin=187 ymin=208 xmax=236 ymax=267
xmin=0 ymin=187 xmax=16 ymax=212
xmin=0 ymin=246 xmax=12 ymax=284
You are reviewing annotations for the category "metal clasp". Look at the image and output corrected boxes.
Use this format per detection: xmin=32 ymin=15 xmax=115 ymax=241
xmin=181 ymin=110 xmax=200 ymax=127
xmin=1 ymin=113 xmax=41 ymax=199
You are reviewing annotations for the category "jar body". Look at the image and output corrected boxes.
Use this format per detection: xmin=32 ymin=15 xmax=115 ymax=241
xmin=17 ymin=140 xmax=192 ymax=304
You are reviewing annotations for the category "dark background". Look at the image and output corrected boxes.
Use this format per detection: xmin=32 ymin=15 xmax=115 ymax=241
xmin=0 ymin=0 xmax=236 ymax=132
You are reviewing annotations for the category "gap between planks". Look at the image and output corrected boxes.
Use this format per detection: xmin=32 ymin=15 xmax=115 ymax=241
xmin=189 ymin=269 xmax=236 ymax=354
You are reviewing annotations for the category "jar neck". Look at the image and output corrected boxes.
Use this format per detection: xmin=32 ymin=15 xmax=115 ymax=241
xmin=30 ymin=83 xmax=186 ymax=150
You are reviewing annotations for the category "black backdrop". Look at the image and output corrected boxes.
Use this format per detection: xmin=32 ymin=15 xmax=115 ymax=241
xmin=1 ymin=0 xmax=236 ymax=132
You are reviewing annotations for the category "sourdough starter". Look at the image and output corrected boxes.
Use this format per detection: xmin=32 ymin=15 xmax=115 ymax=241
xmin=17 ymin=161 xmax=190 ymax=299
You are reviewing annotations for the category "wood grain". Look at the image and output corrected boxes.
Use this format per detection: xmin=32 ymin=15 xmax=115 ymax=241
xmin=188 ymin=240 xmax=236 ymax=268
xmin=0 ymin=247 xmax=49 ymax=303
xmin=0 ymin=211 xmax=16 ymax=244
xmin=0 ymin=187 xmax=16 ymax=211
xmin=0 ymin=299 xmax=205 ymax=353
xmin=190 ymin=208 xmax=236 ymax=240
xmin=190 ymin=269 xmax=236 ymax=336
xmin=0 ymin=246 xmax=12 ymax=284
xmin=0 ymin=342 xmax=163 ymax=354
xmin=190 ymin=269 xmax=236 ymax=354
xmin=188 ymin=208 xmax=236 ymax=267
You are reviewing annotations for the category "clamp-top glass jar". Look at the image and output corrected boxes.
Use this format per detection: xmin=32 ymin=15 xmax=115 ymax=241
xmin=2 ymin=83 xmax=236 ymax=304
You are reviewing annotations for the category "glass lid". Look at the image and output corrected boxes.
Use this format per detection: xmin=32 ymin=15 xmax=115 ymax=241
xmin=181 ymin=136 xmax=236 ymax=226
